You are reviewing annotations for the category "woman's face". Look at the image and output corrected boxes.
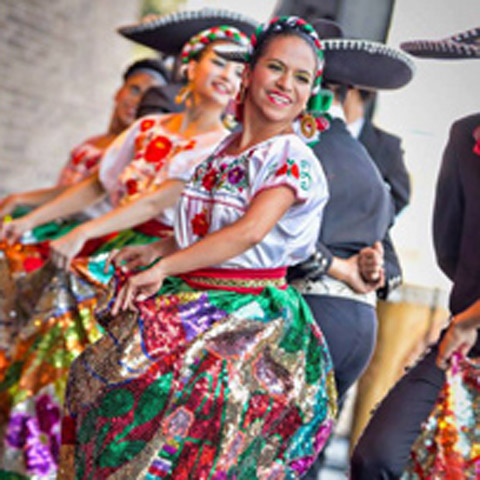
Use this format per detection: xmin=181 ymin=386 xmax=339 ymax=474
xmin=244 ymin=34 xmax=317 ymax=126
xmin=114 ymin=72 xmax=160 ymax=128
xmin=188 ymin=41 xmax=244 ymax=107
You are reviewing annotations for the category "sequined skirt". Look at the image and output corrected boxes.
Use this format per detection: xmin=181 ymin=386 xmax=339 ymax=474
xmin=0 ymin=223 xmax=170 ymax=479
xmin=402 ymin=353 xmax=480 ymax=479
xmin=59 ymin=270 xmax=337 ymax=479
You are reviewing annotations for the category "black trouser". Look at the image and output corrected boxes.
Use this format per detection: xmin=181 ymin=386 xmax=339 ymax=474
xmin=350 ymin=334 xmax=480 ymax=479
xmin=302 ymin=295 xmax=377 ymax=480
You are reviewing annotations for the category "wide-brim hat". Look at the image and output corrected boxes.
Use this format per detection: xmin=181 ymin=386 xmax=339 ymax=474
xmin=400 ymin=27 xmax=480 ymax=59
xmin=118 ymin=8 xmax=258 ymax=56
xmin=311 ymin=19 xmax=415 ymax=90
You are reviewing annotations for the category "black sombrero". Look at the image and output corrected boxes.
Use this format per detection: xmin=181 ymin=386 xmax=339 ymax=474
xmin=311 ymin=19 xmax=415 ymax=90
xmin=400 ymin=27 xmax=480 ymax=59
xmin=118 ymin=8 xmax=258 ymax=56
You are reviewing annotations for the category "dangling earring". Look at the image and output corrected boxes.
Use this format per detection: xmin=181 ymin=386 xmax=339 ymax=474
xmin=233 ymin=85 xmax=247 ymax=122
xmin=299 ymin=111 xmax=317 ymax=140
xmin=175 ymin=83 xmax=192 ymax=105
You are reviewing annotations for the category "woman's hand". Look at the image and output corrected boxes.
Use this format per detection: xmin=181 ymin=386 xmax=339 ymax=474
xmin=112 ymin=261 xmax=166 ymax=315
xmin=437 ymin=298 xmax=480 ymax=369
xmin=104 ymin=243 xmax=163 ymax=273
xmin=50 ymin=227 xmax=88 ymax=269
xmin=0 ymin=194 xmax=20 ymax=217
xmin=0 ymin=216 xmax=33 ymax=244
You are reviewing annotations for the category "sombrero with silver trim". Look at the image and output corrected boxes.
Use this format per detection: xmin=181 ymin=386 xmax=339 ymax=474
xmin=118 ymin=8 xmax=258 ymax=55
xmin=311 ymin=19 xmax=415 ymax=90
xmin=400 ymin=27 xmax=480 ymax=59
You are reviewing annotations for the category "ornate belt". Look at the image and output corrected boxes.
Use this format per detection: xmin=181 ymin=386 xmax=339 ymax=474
xmin=180 ymin=267 xmax=287 ymax=293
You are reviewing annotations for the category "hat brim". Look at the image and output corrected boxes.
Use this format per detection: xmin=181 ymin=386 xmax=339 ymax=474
xmin=213 ymin=44 xmax=249 ymax=63
xmin=322 ymin=39 xmax=415 ymax=90
xmin=118 ymin=8 xmax=257 ymax=56
xmin=400 ymin=40 xmax=480 ymax=59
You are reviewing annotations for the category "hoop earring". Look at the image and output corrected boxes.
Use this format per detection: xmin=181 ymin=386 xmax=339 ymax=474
xmin=299 ymin=111 xmax=317 ymax=140
xmin=175 ymin=83 xmax=192 ymax=105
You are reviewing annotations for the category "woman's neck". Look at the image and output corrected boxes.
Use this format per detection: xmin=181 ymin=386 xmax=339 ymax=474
xmin=169 ymin=97 xmax=225 ymax=138
xmin=107 ymin=115 xmax=127 ymax=136
xmin=235 ymin=104 xmax=293 ymax=153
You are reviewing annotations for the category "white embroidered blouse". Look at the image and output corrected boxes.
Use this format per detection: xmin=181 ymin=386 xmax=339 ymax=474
xmin=174 ymin=132 xmax=329 ymax=269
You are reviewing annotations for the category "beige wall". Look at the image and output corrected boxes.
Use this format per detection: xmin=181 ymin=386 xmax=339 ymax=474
xmin=0 ymin=0 xmax=142 ymax=195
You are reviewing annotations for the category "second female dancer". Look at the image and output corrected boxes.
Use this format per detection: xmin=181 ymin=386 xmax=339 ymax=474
xmin=59 ymin=16 xmax=337 ymax=479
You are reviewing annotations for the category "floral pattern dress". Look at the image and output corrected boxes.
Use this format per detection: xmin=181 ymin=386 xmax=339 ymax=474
xmin=60 ymin=132 xmax=337 ymax=480
xmin=0 ymin=115 xmax=228 ymax=479
xmin=56 ymin=136 xmax=106 ymax=187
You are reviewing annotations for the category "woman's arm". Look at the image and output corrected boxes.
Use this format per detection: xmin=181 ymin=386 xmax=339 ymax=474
xmin=113 ymin=186 xmax=296 ymax=313
xmin=0 ymin=185 xmax=69 ymax=217
xmin=437 ymin=298 xmax=480 ymax=368
xmin=0 ymin=173 xmax=105 ymax=243
xmin=50 ymin=179 xmax=185 ymax=268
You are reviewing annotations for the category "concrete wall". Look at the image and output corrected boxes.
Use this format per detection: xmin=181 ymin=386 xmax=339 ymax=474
xmin=0 ymin=0 xmax=141 ymax=195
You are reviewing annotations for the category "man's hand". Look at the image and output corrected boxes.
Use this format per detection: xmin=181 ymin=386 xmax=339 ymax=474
xmin=358 ymin=241 xmax=384 ymax=284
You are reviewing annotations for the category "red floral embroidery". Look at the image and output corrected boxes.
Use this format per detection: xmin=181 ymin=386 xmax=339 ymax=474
xmin=140 ymin=119 xmax=155 ymax=132
xmin=71 ymin=149 xmax=87 ymax=166
xmin=473 ymin=126 xmax=480 ymax=156
xmin=144 ymin=135 xmax=173 ymax=164
xmin=84 ymin=156 xmax=100 ymax=170
xmin=290 ymin=163 xmax=300 ymax=179
xmin=275 ymin=160 xmax=300 ymax=179
xmin=275 ymin=164 xmax=288 ymax=177
xmin=125 ymin=179 xmax=138 ymax=195
xmin=202 ymin=168 xmax=219 ymax=191
xmin=191 ymin=210 xmax=209 ymax=237
xmin=184 ymin=139 xmax=197 ymax=151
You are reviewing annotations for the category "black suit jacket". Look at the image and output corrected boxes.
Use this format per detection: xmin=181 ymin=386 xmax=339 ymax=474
xmin=433 ymin=113 xmax=480 ymax=314
xmin=288 ymin=118 xmax=394 ymax=283
xmin=360 ymin=120 xmax=410 ymax=215
xmin=359 ymin=120 xmax=411 ymax=298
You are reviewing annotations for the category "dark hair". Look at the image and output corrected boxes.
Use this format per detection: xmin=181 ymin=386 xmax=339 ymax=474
xmin=123 ymin=58 xmax=170 ymax=84
xmin=324 ymin=82 xmax=348 ymax=103
xmin=358 ymin=88 xmax=376 ymax=105
xmin=249 ymin=27 xmax=319 ymax=71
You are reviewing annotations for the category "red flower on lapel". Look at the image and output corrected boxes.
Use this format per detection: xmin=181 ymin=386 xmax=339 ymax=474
xmin=473 ymin=126 xmax=480 ymax=156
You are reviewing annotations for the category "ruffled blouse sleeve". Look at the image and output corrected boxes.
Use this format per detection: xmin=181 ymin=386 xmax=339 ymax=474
xmin=98 ymin=118 xmax=142 ymax=194
xmin=251 ymin=135 xmax=326 ymax=204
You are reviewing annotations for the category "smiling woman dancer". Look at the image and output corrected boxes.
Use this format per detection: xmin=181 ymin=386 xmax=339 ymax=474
xmin=59 ymin=16 xmax=337 ymax=480
xmin=0 ymin=11 xmax=254 ymax=479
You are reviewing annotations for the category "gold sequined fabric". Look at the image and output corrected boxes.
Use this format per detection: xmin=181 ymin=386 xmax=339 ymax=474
xmin=402 ymin=353 xmax=480 ymax=479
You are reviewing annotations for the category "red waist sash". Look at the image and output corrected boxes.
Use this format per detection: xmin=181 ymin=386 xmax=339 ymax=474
xmin=180 ymin=267 xmax=287 ymax=294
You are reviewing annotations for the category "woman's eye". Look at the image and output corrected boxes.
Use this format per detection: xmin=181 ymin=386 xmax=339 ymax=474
xmin=129 ymin=85 xmax=141 ymax=95
xmin=235 ymin=68 xmax=243 ymax=78
xmin=295 ymin=75 xmax=311 ymax=84
xmin=212 ymin=58 xmax=226 ymax=67
xmin=267 ymin=62 xmax=283 ymax=72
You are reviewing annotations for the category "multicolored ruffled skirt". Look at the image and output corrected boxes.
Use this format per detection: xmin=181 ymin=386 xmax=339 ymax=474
xmin=401 ymin=353 xmax=480 ymax=479
xmin=0 ymin=217 xmax=171 ymax=479
xmin=59 ymin=268 xmax=337 ymax=479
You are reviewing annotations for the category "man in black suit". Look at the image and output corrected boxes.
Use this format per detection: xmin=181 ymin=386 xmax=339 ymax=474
xmin=351 ymin=111 xmax=480 ymax=479
xmin=345 ymin=88 xmax=410 ymax=299
xmin=351 ymin=27 xmax=480 ymax=478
